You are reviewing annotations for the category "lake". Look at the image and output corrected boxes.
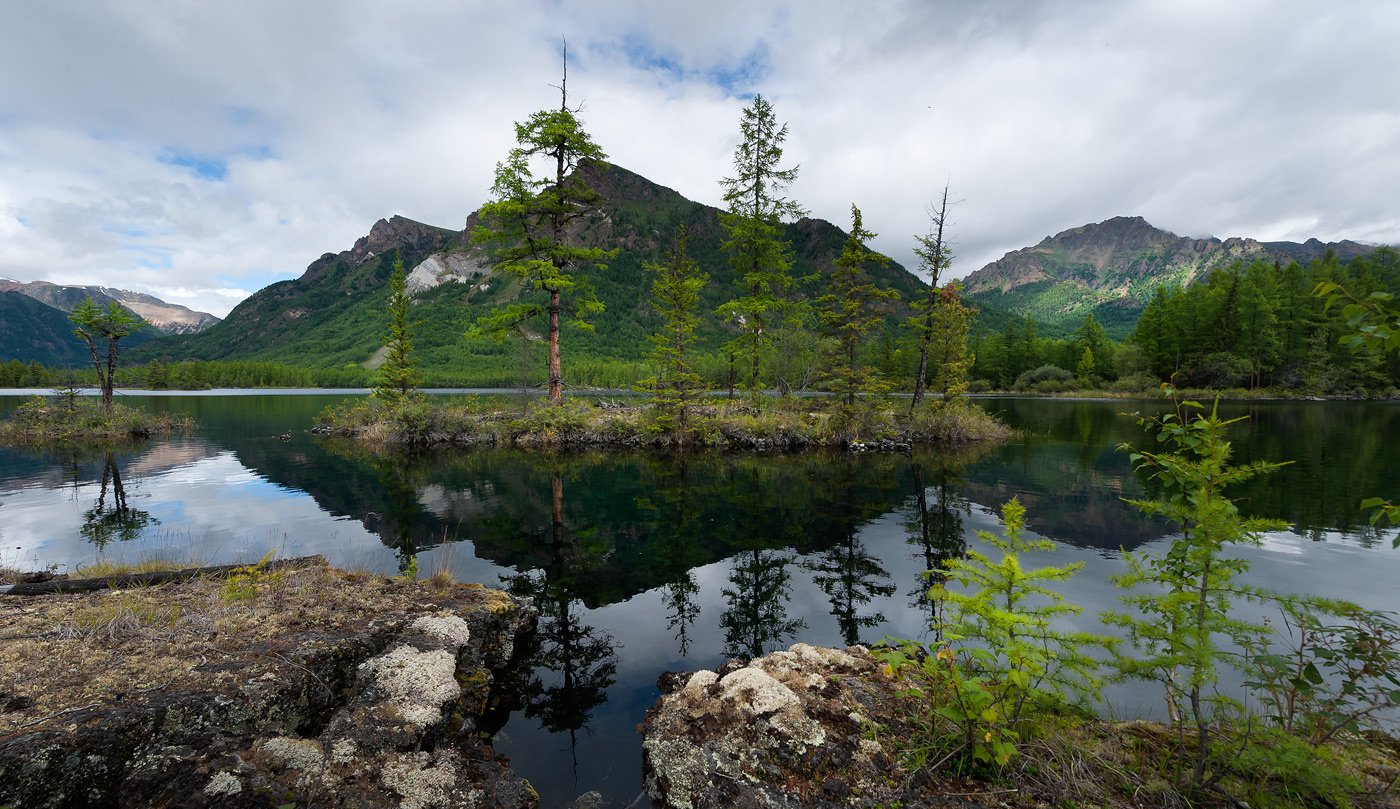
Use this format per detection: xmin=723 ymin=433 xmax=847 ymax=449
xmin=2 ymin=391 xmax=1397 ymax=807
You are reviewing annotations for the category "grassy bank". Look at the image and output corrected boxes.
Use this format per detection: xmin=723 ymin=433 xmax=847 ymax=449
xmin=314 ymin=395 xmax=1011 ymax=449
xmin=0 ymin=397 xmax=194 ymax=445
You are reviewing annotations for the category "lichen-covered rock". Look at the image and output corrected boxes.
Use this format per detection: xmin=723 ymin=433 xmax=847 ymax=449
xmin=640 ymin=642 xmax=919 ymax=808
xmin=0 ymin=577 xmax=538 ymax=809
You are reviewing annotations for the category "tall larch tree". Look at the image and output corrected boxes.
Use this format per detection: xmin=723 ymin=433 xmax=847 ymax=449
xmin=69 ymin=297 xmax=142 ymax=413
xmin=816 ymin=205 xmax=900 ymax=409
xmin=472 ymin=46 xmax=614 ymax=404
xmin=716 ymin=94 xmax=805 ymax=399
xmin=372 ymin=252 xmax=420 ymax=404
xmin=924 ymin=282 xmax=975 ymax=401
xmin=638 ymin=224 xmax=708 ymax=435
xmin=910 ymin=186 xmax=953 ymax=409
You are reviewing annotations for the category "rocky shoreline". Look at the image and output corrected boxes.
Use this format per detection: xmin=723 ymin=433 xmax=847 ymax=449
xmin=7 ymin=562 xmax=1397 ymax=808
xmin=0 ymin=558 xmax=538 ymax=808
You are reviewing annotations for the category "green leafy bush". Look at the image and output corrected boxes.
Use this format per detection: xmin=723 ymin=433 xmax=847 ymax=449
xmin=1013 ymin=364 xmax=1074 ymax=392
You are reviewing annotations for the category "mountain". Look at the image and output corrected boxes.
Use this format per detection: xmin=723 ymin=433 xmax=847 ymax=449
xmin=0 ymin=291 xmax=95 ymax=366
xmin=141 ymin=161 xmax=929 ymax=379
xmin=0 ymin=280 xmax=220 ymax=335
xmin=961 ymin=216 xmax=1383 ymax=338
xmin=0 ymin=290 xmax=170 ymax=368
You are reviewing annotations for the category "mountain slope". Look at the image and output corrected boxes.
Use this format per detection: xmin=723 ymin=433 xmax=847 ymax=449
xmin=961 ymin=216 xmax=1382 ymax=338
xmin=0 ymin=291 xmax=162 ymax=368
xmin=0 ymin=280 xmax=220 ymax=335
xmin=0 ymin=291 xmax=92 ymax=366
xmin=141 ymin=162 xmax=928 ymax=378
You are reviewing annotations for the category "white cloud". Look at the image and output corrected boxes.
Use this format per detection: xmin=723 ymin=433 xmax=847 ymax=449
xmin=2 ymin=0 xmax=1398 ymax=317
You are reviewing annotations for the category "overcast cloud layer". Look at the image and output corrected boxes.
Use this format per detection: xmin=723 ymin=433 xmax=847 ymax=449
xmin=2 ymin=0 xmax=1398 ymax=318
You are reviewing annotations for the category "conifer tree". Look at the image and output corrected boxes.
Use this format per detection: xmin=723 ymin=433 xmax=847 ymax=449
xmin=69 ymin=297 xmax=141 ymax=412
xmin=373 ymin=252 xmax=420 ymax=404
xmin=925 ymin=282 xmax=975 ymax=401
xmin=816 ymin=205 xmax=900 ymax=408
xmin=638 ymin=224 xmax=708 ymax=435
xmin=911 ymin=185 xmax=953 ymax=408
xmin=716 ymin=94 xmax=805 ymax=399
xmin=472 ymin=47 xmax=613 ymax=403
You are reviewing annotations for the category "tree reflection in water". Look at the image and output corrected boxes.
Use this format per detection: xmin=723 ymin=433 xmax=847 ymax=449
xmin=503 ymin=471 xmax=619 ymax=783
xmin=720 ymin=547 xmax=806 ymax=659
xmin=81 ymin=451 xmax=157 ymax=549
xmin=809 ymin=527 xmax=895 ymax=646
xmin=904 ymin=460 xmax=971 ymax=638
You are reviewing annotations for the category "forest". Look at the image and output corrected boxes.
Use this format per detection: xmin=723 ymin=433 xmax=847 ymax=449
xmin=970 ymin=248 xmax=1400 ymax=394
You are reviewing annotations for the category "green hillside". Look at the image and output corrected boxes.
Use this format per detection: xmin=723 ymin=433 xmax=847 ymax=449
xmin=137 ymin=162 xmax=929 ymax=385
xmin=0 ymin=291 xmax=158 ymax=369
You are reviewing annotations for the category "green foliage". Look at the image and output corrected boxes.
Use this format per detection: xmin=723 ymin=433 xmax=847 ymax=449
xmin=910 ymin=186 xmax=957 ymax=408
xmin=372 ymin=252 xmax=421 ymax=404
xmin=816 ymin=205 xmax=901 ymax=409
xmin=636 ymin=224 xmax=708 ymax=437
xmin=1013 ymin=364 xmax=1073 ymax=392
xmin=221 ymin=553 xmax=282 ymax=603
xmin=1316 ymin=279 xmax=1400 ymax=355
xmin=0 ymin=396 xmax=193 ymax=445
xmin=717 ymin=94 xmax=806 ymax=398
xmin=917 ymin=284 xmax=975 ymax=403
xmin=471 ymin=72 xmax=616 ymax=403
xmin=879 ymin=498 xmax=1106 ymax=773
xmin=69 ymin=297 xmax=142 ymax=411
xmin=1243 ymin=598 xmax=1400 ymax=745
xmin=1105 ymin=398 xmax=1289 ymax=789
xmin=1125 ymin=251 xmax=1400 ymax=393
xmin=1315 ymin=276 xmax=1400 ymax=535
xmin=1222 ymin=726 xmax=1364 ymax=809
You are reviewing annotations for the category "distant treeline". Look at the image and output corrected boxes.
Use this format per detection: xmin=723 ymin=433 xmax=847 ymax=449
xmin=969 ymin=248 xmax=1400 ymax=394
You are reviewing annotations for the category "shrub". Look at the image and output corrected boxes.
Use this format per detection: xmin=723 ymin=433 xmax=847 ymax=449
xmin=1013 ymin=364 xmax=1074 ymax=392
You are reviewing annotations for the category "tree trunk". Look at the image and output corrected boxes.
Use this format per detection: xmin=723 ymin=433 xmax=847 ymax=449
xmin=912 ymin=311 xmax=933 ymax=412
xmin=548 ymin=288 xmax=563 ymax=404
xmin=103 ymin=336 xmax=119 ymax=412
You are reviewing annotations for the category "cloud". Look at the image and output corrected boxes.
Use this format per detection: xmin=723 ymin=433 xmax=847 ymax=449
xmin=1 ymin=0 xmax=1398 ymax=317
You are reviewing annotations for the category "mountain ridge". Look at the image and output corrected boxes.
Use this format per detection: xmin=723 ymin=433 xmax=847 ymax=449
xmin=0 ymin=280 xmax=220 ymax=335
xmin=961 ymin=216 xmax=1383 ymax=337
xmin=137 ymin=161 xmax=930 ymax=381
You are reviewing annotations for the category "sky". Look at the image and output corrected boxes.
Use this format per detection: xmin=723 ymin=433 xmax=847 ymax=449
xmin=2 ymin=0 xmax=1398 ymax=319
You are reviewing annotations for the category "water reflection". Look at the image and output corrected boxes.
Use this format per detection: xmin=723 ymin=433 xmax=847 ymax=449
xmin=501 ymin=471 xmax=619 ymax=781
xmin=904 ymin=459 xmax=972 ymax=634
xmin=721 ymin=548 xmax=806 ymax=659
xmin=80 ymin=451 xmax=157 ymax=549
xmin=3 ymin=393 xmax=1398 ymax=808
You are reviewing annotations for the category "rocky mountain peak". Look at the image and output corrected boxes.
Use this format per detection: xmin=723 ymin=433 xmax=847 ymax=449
xmin=349 ymin=215 xmax=443 ymax=266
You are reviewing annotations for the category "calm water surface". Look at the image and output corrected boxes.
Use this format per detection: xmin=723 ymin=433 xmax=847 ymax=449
xmin=1 ymin=391 xmax=1397 ymax=807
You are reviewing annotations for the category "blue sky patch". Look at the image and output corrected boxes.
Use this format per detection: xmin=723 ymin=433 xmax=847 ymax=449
xmin=159 ymin=149 xmax=228 ymax=181
xmin=707 ymin=42 xmax=770 ymax=97
xmin=620 ymin=34 xmax=685 ymax=83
